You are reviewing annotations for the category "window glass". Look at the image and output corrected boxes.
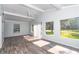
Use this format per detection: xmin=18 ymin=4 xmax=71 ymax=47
xmin=46 ymin=22 xmax=54 ymax=35
xmin=61 ymin=17 xmax=79 ymax=39
xmin=14 ymin=24 xmax=20 ymax=33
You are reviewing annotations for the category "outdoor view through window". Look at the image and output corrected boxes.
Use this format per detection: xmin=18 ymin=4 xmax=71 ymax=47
xmin=46 ymin=22 xmax=54 ymax=35
xmin=60 ymin=17 xmax=79 ymax=40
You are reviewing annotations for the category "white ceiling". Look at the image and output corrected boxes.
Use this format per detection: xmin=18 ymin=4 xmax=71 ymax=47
xmin=3 ymin=4 xmax=41 ymax=21
xmin=60 ymin=4 xmax=75 ymax=7
xmin=3 ymin=4 xmax=40 ymax=17
xmin=3 ymin=4 xmax=78 ymax=22
xmin=32 ymin=4 xmax=55 ymax=11
xmin=32 ymin=4 xmax=77 ymax=11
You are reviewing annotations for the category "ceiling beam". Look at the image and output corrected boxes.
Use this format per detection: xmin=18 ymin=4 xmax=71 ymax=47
xmin=24 ymin=4 xmax=45 ymax=12
xmin=52 ymin=4 xmax=62 ymax=10
xmin=62 ymin=4 xmax=79 ymax=8
xmin=3 ymin=11 xmax=34 ymax=19
xmin=52 ymin=4 xmax=79 ymax=9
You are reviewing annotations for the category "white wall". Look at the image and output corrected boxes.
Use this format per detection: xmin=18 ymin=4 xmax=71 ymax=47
xmin=0 ymin=16 xmax=2 ymax=48
xmin=4 ymin=20 xmax=30 ymax=37
xmin=0 ymin=5 xmax=2 ymax=48
xmin=35 ymin=6 xmax=79 ymax=49
xmin=36 ymin=5 xmax=79 ymax=22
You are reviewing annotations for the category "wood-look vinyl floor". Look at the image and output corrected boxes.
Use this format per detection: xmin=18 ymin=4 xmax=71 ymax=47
xmin=0 ymin=35 xmax=79 ymax=54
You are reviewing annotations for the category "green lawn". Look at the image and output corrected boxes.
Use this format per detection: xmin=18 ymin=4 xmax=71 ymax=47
xmin=61 ymin=30 xmax=79 ymax=40
xmin=46 ymin=30 xmax=79 ymax=40
xmin=46 ymin=30 xmax=54 ymax=35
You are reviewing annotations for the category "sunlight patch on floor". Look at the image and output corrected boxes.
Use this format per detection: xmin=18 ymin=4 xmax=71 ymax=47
xmin=33 ymin=40 xmax=50 ymax=47
xmin=48 ymin=45 xmax=79 ymax=54
xmin=23 ymin=36 xmax=38 ymax=41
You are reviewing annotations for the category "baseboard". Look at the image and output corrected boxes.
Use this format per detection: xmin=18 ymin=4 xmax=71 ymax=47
xmin=4 ymin=34 xmax=31 ymax=38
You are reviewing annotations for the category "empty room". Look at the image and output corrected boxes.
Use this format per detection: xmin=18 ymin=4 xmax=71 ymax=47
xmin=0 ymin=4 xmax=79 ymax=54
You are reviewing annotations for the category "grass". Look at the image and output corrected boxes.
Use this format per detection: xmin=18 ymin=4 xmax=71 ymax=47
xmin=61 ymin=30 xmax=79 ymax=40
xmin=46 ymin=29 xmax=79 ymax=40
xmin=46 ymin=30 xmax=54 ymax=35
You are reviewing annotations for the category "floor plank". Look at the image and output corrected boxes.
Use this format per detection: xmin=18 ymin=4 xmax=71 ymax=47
xmin=0 ymin=35 xmax=79 ymax=54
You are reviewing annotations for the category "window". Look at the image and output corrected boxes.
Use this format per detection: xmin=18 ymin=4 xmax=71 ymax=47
xmin=45 ymin=22 xmax=54 ymax=35
xmin=60 ymin=17 xmax=79 ymax=39
xmin=13 ymin=24 xmax=20 ymax=33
